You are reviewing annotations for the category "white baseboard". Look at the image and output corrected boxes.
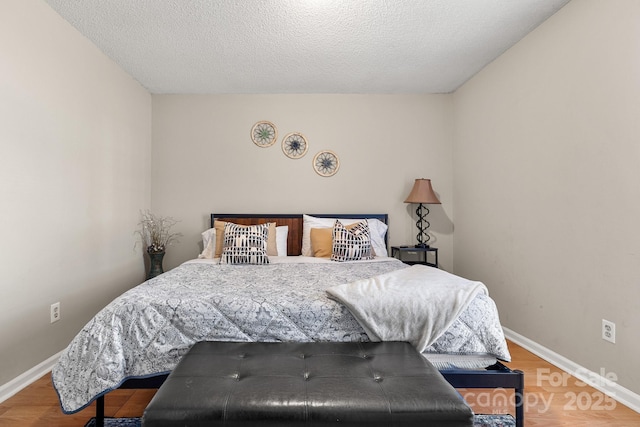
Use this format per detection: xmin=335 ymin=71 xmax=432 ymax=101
xmin=503 ymin=327 xmax=640 ymax=414
xmin=0 ymin=351 xmax=62 ymax=404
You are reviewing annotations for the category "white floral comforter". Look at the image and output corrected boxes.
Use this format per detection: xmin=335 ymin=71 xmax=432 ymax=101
xmin=52 ymin=257 xmax=510 ymax=414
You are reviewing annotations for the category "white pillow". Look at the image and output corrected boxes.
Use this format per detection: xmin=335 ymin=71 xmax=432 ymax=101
xmin=199 ymin=228 xmax=216 ymax=259
xmin=301 ymin=215 xmax=388 ymax=257
xmin=202 ymin=228 xmax=215 ymax=246
xmin=276 ymin=225 xmax=288 ymax=256
xmin=200 ymin=225 xmax=289 ymax=258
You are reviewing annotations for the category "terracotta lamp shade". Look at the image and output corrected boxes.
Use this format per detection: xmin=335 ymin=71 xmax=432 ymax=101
xmin=404 ymin=179 xmax=440 ymax=247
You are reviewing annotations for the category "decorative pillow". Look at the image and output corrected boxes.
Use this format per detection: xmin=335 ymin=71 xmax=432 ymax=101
xmin=331 ymin=220 xmax=373 ymax=262
xmin=264 ymin=222 xmax=277 ymax=256
xmin=200 ymin=223 xmax=287 ymax=259
xmin=302 ymin=215 xmax=388 ymax=257
xmin=202 ymin=220 xmax=278 ymax=258
xmin=310 ymin=223 xmax=368 ymax=258
xmin=220 ymin=223 xmax=270 ymax=264
xmin=310 ymin=227 xmax=334 ymax=258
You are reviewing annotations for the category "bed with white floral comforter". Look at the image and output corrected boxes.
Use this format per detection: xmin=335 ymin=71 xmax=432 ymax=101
xmin=52 ymin=257 xmax=510 ymax=414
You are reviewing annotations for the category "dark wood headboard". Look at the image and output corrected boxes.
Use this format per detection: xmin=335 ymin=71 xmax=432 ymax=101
xmin=211 ymin=214 xmax=388 ymax=256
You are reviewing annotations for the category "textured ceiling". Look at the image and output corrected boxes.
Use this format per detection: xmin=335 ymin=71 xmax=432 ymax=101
xmin=44 ymin=0 xmax=570 ymax=94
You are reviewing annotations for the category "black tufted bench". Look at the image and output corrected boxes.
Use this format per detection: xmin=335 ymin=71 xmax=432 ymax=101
xmin=142 ymin=341 xmax=474 ymax=427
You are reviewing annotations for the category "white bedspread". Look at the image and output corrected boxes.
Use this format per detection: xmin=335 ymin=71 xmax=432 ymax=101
xmin=327 ymin=265 xmax=488 ymax=352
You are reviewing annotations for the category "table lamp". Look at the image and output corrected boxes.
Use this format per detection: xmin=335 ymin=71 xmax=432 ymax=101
xmin=404 ymin=178 xmax=441 ymax=247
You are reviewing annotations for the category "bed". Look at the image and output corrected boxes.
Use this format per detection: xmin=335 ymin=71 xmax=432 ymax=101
xmin=51 ymin=213 xmax=522 ymax=426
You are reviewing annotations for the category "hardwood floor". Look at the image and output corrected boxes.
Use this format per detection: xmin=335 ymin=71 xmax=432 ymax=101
xmin=463 ymin=342 xmax=640 ymax=426
xmin=0 ymin=341 xmax=638 ymax=426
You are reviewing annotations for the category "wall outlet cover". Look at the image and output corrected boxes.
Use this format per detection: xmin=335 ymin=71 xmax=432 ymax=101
xmin=602 ymin=319 xmax=615 ymax=344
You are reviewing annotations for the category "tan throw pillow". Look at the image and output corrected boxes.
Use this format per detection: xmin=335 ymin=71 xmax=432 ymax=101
xmin=310 ymin=227 xmax=333 ymax=258
xmin=213 ymin=220 xmax=227 ymax=257
xmin=265 ymin=222 xmax=277 ymax=256
xmin=214 ymin=220 xmax=277 ymax=257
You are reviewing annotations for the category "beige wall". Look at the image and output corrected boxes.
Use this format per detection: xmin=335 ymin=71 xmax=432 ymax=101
xmin=453 ymin=0 xmax=640 ymax=394
xmin=0 ymin=0 xmax=152 ymax=385
xmin=151 ymin=94 xmax=454 ymax=270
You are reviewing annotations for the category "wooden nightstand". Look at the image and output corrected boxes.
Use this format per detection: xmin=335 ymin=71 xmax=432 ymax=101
xmin=391 ymin=246 xmax=438 ymax=267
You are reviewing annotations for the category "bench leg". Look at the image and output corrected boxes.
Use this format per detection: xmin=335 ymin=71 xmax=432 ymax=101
xmin=515 ymin=386 xmax=524 ymax=427
xmin=96 ymin=395 xmax=104 ymax=427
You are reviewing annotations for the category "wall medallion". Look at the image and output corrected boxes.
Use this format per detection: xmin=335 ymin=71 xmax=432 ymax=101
xmin=313 ymin=150 xmax=340 ymax=177
xmin=251 ymin=121 xmax=277 ymax=147
xmin=282 ymin=132 xmax=309 ymax=159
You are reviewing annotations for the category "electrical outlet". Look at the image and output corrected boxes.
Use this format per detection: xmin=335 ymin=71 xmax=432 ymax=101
xmin=602 ymin=319 xmax=615 ymax=344
xmin=50 ymin=302 xmax=61 ymax=323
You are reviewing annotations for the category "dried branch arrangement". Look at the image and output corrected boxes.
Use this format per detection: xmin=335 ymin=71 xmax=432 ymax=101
xmin=135 ymin=210 xmax=182 ymax=253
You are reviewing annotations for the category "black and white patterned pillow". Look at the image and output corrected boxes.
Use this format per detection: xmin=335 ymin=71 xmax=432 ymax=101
xmin=331 ymin=220 xmax=373 ymax=262
xmin=221 ymin=223 xmax=270 ymax=264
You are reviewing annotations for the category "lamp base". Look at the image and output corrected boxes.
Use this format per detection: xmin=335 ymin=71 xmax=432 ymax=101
xmin=414 ymin=203 xmax=432 ymax=249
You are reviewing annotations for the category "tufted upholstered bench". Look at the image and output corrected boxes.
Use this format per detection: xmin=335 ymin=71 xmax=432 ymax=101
xmin=142 ymin=341 xmax=474 ymax=427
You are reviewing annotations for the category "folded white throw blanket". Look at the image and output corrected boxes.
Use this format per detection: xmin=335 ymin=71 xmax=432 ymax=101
xmin=326 ymin=264 xmax=488 ymax=352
